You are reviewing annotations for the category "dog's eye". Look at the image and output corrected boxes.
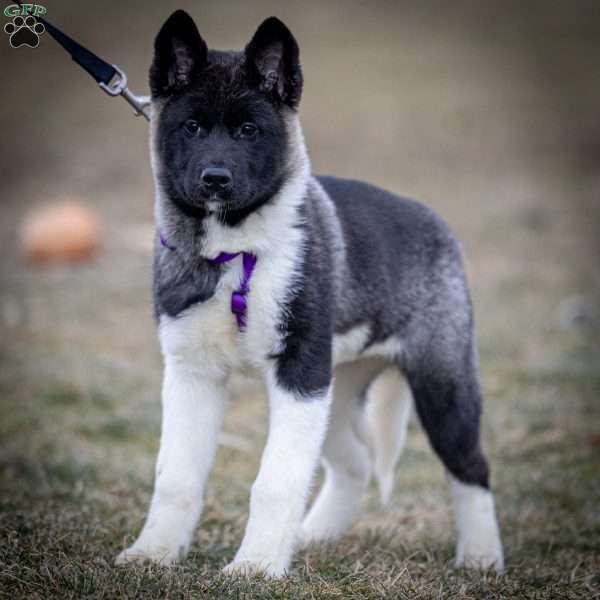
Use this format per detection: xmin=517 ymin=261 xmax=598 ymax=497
xmin=240 ymin=123 xmax=258 ymax=138
xmin=183 ymin=120 xmax=205 ymax=136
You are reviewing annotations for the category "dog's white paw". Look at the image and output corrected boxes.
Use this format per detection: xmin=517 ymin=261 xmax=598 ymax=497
xmin=115 ymin=543 xmax=183 ymax=567
xmin=455 ymin=536 xmax=504 ymax=572
xmin=297 ymin=524 xmax=328 ymax=549
xmin=299 ymin=512 xmax=346 ymax=549
xmin=222 ymin=558 xmax=286 ymax=579
xmin=450 ymin=478 xmax=504 ymax=573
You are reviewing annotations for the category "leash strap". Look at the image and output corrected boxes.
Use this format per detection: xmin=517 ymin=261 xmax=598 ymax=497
xmin=12 ymin=0 xmax=150 ymax=120
xmin=37 ymin=16 xmax=117 ymax=85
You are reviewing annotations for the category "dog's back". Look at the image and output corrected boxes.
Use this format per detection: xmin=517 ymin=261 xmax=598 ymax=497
xmin=319 ymin=174 xmax=470 ymax=340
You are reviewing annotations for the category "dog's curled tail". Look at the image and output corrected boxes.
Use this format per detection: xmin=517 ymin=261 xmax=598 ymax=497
xmin=365 ymin=368 xmax=413 ymax=506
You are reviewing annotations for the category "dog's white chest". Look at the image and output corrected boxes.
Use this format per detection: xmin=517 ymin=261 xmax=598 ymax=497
xmin=158 ymin=258 xmax=283 ymax=377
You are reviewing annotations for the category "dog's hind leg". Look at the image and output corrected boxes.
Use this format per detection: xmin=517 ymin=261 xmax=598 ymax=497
xmin=365 ymin=368 xmax=413 ymax=506
xmin=407 ymin=345 xmax=504 ymax=571
xmin=300 ymin=360 xmax=385 ymax=546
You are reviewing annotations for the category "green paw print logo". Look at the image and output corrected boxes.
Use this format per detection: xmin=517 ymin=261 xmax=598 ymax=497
xmin=4 ymin=14 xmax=45 ymax=48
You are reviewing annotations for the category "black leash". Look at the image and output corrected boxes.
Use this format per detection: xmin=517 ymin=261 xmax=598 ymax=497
xmin=12 ymin=0 xmax=150 ymax=121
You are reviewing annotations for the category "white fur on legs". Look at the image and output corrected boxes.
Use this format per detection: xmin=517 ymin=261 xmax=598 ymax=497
xmin=223 ymin=369 xmax=331 ymax=578
xmin=449 ymin=474 xmax=504 ymax=571
xmin=300 ymin=360 xmax=384 ymax=546
xmin=116 ymin=361 xmax=227 ymax=566
xmin=365 ymin=368 xmax=412 ymax=506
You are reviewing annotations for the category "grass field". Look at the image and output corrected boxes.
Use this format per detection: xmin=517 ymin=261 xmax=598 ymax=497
xmin=1 ymin=1 xmax=599 ymax=598
xmin=1 ymin=357 xmax=599 ymax=599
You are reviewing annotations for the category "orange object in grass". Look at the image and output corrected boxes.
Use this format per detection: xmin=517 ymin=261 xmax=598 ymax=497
xmin=21 ymin=200 xmax=102 ymax=263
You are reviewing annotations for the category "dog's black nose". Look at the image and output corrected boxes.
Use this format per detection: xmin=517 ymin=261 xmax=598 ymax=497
xmin=201 ymin=167 xmax=233 ymax=191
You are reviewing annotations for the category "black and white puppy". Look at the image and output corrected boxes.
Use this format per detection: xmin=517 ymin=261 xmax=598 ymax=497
xmin=116 ymin=10 xmax=504 ymax=577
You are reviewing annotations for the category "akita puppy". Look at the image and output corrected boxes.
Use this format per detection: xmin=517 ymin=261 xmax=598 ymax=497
xmin=116 ymin=10 xmax=504 ymax=577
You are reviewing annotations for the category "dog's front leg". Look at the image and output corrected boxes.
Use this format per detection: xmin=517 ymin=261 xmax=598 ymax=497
xmin=224 ymin=370 xmax=331 ymax=578
xmin=116 ymin=360 xmax=227 ymax=566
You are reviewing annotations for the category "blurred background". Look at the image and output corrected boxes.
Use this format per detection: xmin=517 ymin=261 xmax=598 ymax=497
xmin=0 ymin=1 xmax=599 ymax=597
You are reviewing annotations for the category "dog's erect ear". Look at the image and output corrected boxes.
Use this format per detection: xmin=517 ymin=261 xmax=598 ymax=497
xmin=245 ymin=17 xmax=302 ymax=108
xmin=150 ymin=10 xmax=207 ymax=98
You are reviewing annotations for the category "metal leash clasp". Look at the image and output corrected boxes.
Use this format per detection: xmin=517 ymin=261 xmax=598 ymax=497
xmin=99 ymin=64 xmax=151 ymax=122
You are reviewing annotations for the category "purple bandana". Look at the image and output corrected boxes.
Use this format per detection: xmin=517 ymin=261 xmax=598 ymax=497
xmin=159 ymin=231 xmax=257 ymax=331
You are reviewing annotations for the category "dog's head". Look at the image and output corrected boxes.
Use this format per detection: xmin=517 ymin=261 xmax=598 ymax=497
xmin=150 ymin=10 xmax=303 ymax=218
